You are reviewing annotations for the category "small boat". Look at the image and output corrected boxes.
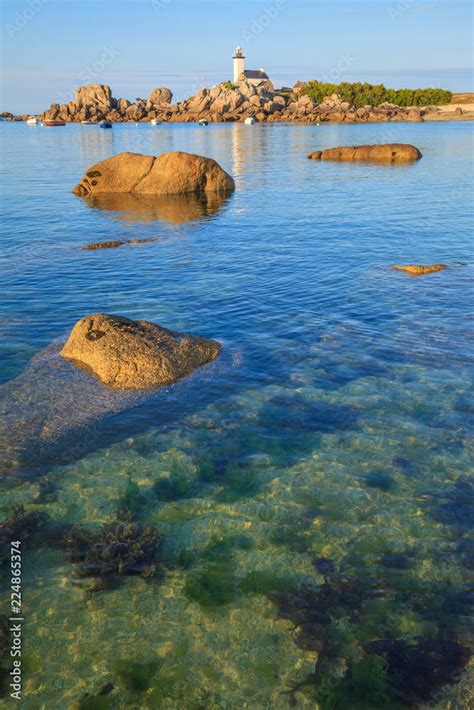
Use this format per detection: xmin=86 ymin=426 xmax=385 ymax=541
xmin=81 ymin=120 xmax=96 ymax=125
xmin=150 ymin=119 xmax=160 ymax=126
xmin=99 ymin=121 xmax=112 ymax=129
xmin=198 ymin=119 xmax=208 ymax=126
xmin=26 ymin=116 xmax=38 ymax=125
xmin=244 ymin=117 xmax=256 ymax=125
xmin=43 ymin=119 xmax=65 ymax=127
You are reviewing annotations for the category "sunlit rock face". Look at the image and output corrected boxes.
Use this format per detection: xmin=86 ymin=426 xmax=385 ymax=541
xmin=391 ymin=264 xmax=448 ymax=275
xmin=72 ymin=151 xmax=235 ymax=198
xmin=60 ymin=314 xmax=222 ymax=390
xmin=308 ymin=144 xmax=423 ymax=163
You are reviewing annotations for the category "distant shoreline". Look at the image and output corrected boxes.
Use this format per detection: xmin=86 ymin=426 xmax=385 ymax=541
xmin=2 ymin=84 xmax=473 ymax=125
xmin=2 ymin=111 xmax=473 ymax=124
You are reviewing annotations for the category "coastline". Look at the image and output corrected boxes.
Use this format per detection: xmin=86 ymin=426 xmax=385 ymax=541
xmin=3 ymin=108 xmax=473 ymax=124
xmin=2 ymin=83 xmax=473 ymax=125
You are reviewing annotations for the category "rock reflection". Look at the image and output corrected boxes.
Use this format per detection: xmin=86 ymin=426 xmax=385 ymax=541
xmin=83 ymin=191 xmax=233 ymax=224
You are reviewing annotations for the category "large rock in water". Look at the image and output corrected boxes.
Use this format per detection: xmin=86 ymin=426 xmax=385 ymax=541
xmin=391 ymin=264 xmax=447 ymax=275
xmin=72 ymin=151 xmax=235 ymax=197
xmin=60 ymin=314 xmax=221 ymax=390
xmin=308 ymin=144 xmax=422 ymax=163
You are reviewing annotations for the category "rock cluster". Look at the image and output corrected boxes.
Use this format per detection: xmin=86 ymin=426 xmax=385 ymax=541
xmin=41 ymin=83 xmax=174 ymax=123
xmin=309 ymin=144 xmax=422 ymax=163
xmin=72 ymin=151 xmax=235 ymax=198
xmin=38 ymin=82 xmax=442 ymax=124
xmin=60 ymin=314 xmax=222 ymax=390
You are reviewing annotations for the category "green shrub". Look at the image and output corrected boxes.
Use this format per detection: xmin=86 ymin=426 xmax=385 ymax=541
xmin=301 ymin=80 xmax=452 ymax=107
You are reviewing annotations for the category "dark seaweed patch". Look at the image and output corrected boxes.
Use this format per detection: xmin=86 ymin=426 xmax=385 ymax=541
xmin=313 ymin=557 xmax=337 ymax=577
xmin=264 ymin=396 xmax=358 ymax=434
xmin=365 ymin=637 xmax=470 ymax=706
xmin=117 ymin=473 xmax=146 ymax=516
xmin=113 ymin=658 xmax=161 ymax=693
xmin=0 ymin=505 xmax=47 ymax=570
xmin=273 ymin=565 xmax=472 ymax=707
xmin=213 ymin=462 xmax=261 ymax=502
xmin=33 ymin=477 xmax=58 ymax=504
xmin=379 ymin=553 xmax=414 ymax=570
xmin=153 ymin=475 xmax=196 ymax=502
xmin=59 ymin=519 xmax=162 ymax=591
xmin=443 ymin=587 xmax=474 ymax=615
xmin=431 ymin=477 xmax=474 ymax=534
xmin=154 ymin=459 xmax=198 ymax=502
xmin=78 ymin=682 xmax=115 ymax=710
xmin=363 ymin=471 xmax=396 ymax=492
xmin=183 ymin=563 xmax=239 ymax=607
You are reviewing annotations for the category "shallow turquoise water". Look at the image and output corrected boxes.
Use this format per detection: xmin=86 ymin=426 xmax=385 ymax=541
xmin=0 ymin=121 xmax=473 ymax=708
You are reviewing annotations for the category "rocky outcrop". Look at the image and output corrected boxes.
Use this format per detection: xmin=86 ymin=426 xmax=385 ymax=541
xmin=60 ymin=314 xmax=221 ymax=390
xmin=36 ymin=82 xmax=472 ymax=124
xmin=308 ymin=144 xmax=422 ymax=163
xmin=146 ymin=87 xmax=173 ymax=111
xmin=391 ymin=264 xmax=447 ymax=275
xmin=41 ymin=84 xmax=174 ymax=123
xmin=75 ymin=83 xmax=114 ymax=111
xmin=72 ymin=151 xmax=235 ymax=197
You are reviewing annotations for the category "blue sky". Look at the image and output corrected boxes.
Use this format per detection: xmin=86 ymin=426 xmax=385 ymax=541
xmin=1 ymin=0 xmax=472 ymax=113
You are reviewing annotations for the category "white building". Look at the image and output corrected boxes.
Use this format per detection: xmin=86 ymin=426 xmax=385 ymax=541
xmin=233 ymin=46 xmax=271 ymax=88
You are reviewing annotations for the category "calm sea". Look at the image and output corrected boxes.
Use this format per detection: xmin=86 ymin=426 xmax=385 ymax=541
xmin=0 ymin=120 xmax=473 ymax=708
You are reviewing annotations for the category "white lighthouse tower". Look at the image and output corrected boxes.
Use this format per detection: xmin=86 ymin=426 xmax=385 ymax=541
xmin=233 ymin=45 xmax=245 ymax=83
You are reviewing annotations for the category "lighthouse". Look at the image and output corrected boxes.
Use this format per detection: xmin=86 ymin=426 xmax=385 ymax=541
xmin=233 ymin=45 xmax=245 ymax=83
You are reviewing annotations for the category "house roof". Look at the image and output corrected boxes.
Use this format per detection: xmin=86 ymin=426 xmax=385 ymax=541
xmin=242 ymin=70 xmax=269 ymax=80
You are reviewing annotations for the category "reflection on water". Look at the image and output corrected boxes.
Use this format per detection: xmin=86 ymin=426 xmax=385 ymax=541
xmin=0 ymin=121 xmax=473 ymax=708
xmin=84 ymin=190 xmax=233 ymax=224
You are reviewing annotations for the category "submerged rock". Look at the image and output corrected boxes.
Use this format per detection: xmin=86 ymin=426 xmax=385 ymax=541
xmin=82 ymin=240 xmax=124 ymax=250
xmin=391 ymin=264 xmax=448 ymax=275
xmin=72 ymin=151 xmax=235 ymax=198
xmin=0 ymin=344 xmax=143 ymax=475
xmin=82 ymin=238 xmax=156 ymax=250
xmin=0 ymin=335 xmax=225 ymax=476
xmin=308 ymin=143 xmax=422 ymax=163
xmin=60 ymin=313 xmax=221 ymax=390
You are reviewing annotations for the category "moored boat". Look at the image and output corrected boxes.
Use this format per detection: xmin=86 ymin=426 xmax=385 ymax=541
xmin=26 ymin=116 xmax=38 ymax=125
xmin=244 ymin=116 xmax=256 ymax=125
xmin=150 ymin=118 xmax=160 ymax=126
xmin=43 ymin=119 xmax=65 ymax=126
xmin=198 ymin=119 xmax=209 ymax=126
xmin=81 ymin=120 xmax=96 ymax=125
xmin=99 ymin=121 xmax=112 ymax=129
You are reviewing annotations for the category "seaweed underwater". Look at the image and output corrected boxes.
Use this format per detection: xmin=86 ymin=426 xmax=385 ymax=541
xmin=270 ymin=558 xmax=472 ymax=708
